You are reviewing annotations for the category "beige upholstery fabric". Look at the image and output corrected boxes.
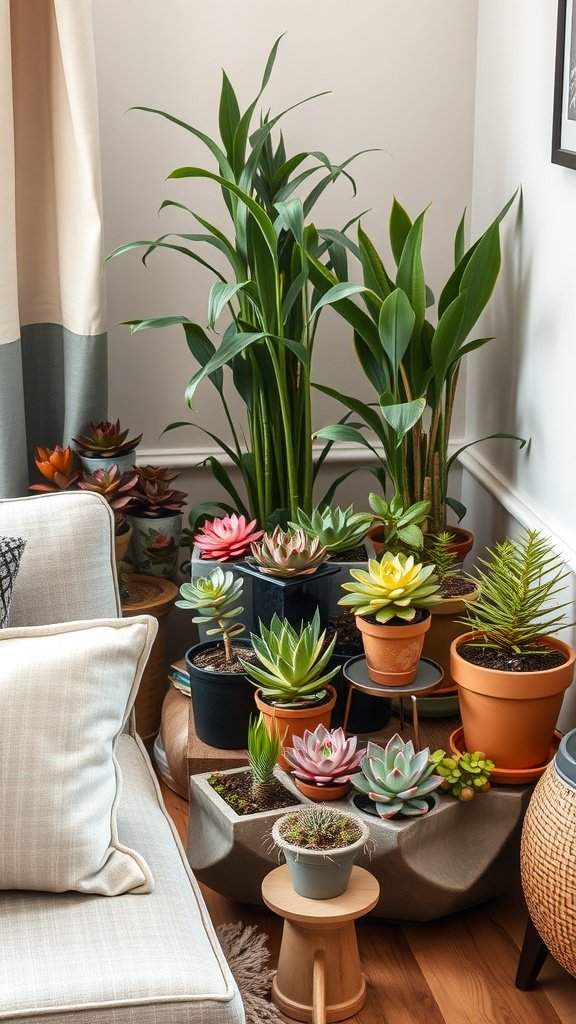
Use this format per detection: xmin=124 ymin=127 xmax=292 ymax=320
xmin=0 ymin=616 xmax=157 ymax=894
xmin=0 ymin=492 xmax=119 ymax=626
xmin=0 ymin=734 xmax=245 ymax=1024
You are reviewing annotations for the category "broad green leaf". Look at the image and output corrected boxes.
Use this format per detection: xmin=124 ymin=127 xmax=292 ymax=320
xmin=208 ymin=281 xmax=248 ymax=328
xmin=185 ymin=332 xmax=269 ymax=405
xmin=232 ymin=33 xmax=284 ymax=176
xmin=314 ymin=423 xmax=382 ymax=461
xmin=457 ymin=336 xmax=495 ymax=360
xmin=182 ymin=322 xmax=223 ymax=394
xmin=430 ymin=291 xmax=469 ymax=387
xmin=318 ymin=228 xmax=361 ymax=262
xmin=218 ymin=71 xmax=241 ymax=162
xmin=389 ymin=198 xmax=412 ymax=266
xmin=271 ymin=152 xmax=309 ymax=192
xmin=446 ymin=433 xmax=527 ymax=472
xmin=309 ymin=283 xmax=375 ymax=321
xmin=274 ymin=198 xmax=304 ymax=246
xmin=454 ymin=209 xmax=466 ymax=266
xmin=305 ymin=254 xmax=381 ymax=362
xmin=122 ymin=315 xmax=192 ymax=333
xmin=131 ymin=106 xmax=234 ymax=182
xmin=106 ymin=238 xmax=226 ymax=282
xmin=281 ymin=268 xmax=308 ymax=324
xmin=380 ymin=395 xmax=426 ymax=445
xmin=377 ymin=288 xmax=416 ymax=382
xmin=313 ymin=383 xmax=384 ymax=436
xmin=358 ymin=223 xmax=394 ymax=299
xmin=456 ymin=223 xmax=502 ymax=342
xmin=445 ymin=496 xmax=467 ymax=522
xmin=396 ymin=210 xmax=427 ymax=340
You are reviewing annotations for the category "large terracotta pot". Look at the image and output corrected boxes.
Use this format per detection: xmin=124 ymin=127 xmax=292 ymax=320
xmin=255 ymin=686 xmax=337 ymax=770
xmin=451 ymin=632 xmax=575 ymax=769
xmin=422 ymin=585 xmax=479 ymax=692
xmin=356 ymin=612 xmax=431 ymax=686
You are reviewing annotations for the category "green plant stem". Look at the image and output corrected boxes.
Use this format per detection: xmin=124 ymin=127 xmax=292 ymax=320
xmin=266 ymin=341 xmax=299 ymax=519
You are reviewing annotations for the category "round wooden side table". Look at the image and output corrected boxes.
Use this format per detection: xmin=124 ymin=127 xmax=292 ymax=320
xmin=261 ymin=864 xmax=379 ymax=1023
xmin=121 ymin=574 xmax=178 ymax=746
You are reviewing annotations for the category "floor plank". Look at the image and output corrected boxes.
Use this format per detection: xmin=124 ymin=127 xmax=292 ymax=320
xmin=159 ymin=779 xmax=576 ymax=1024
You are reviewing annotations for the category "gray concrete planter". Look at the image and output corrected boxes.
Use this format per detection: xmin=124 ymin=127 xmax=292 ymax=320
xmin=188 ymin=764 xmax=533 ymax=919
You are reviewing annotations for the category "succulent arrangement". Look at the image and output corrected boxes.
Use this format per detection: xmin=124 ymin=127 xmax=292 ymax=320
xmin=241 ymin=609 xmax=338 ymax=704
xmin=429 ymin=749 xmax=494 ymax=801
xmin=194 ymin=514 xmax=263 ymax=562
xmin=273 ymin=805 xmax=365 ymax=851
xmin=128 ymin=465 xmax=187 ymax=518
xmin=29 ymin=445 xmax=80 ymax=492
xmin=77 ymin=465 xmax=138 ymax=529
xmin=290 ymin=505 xmax=373 ymax=557
xmin=339 ymin=551 xmax=440 ymax=623
xmin=284 ymin=724 xmax=365 ymax=786
xmin=460 ymin=528 xmax=571 ymax=656
xmin=251 ymin=526 xmax=327 ymax=578
xmin=177 ymin=567 xmax=244 ymax=664
xmin=72 ymin=419 xmax=142 ymax=458
xmin=351 ymin=734 xmax=443 ymax=819
xmin=247 ymin=714 xmax=284 ymax=801
xmin=368 ymin=492 xmax=430 ymax=552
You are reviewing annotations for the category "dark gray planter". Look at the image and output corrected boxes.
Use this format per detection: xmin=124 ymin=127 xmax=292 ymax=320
xmin=235 ymin=562 xmax=338 ymax=630
xmin=185 ymin=639 xmax=255 ymax=749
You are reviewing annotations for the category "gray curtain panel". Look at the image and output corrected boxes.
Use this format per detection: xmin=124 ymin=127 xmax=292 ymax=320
xmin=0 ymin=1 xmax=107 ymax=498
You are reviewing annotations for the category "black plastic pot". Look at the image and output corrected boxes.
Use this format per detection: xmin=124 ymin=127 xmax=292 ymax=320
xmin=235 ymin=562 xmax=338 ymax=630
xmin=185 ymin=639 xmax=256 ymax=749
xmin=330 ymin=650 xmax=392 ymax=733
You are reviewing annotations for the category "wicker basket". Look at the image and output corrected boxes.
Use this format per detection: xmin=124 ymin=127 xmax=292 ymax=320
xmin=520 ymin=729 xmax=576 ymax=977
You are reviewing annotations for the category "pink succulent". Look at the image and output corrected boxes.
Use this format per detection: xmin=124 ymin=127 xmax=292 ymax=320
xmin=284 ymin=725 xmax=365 ymax=785
xmin=194 ymin=514 xmax=263 ymax=561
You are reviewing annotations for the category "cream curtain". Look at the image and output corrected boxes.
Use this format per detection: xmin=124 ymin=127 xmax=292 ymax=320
xmin=0 ymin=0 xmax=107 ymax=497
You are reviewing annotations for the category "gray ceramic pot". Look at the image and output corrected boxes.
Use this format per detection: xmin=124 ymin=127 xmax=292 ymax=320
xmin=271 ymin=810 xmax=370 ymax=899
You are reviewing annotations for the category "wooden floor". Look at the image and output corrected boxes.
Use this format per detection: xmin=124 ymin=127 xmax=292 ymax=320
xmin=161 ymin=779 xmax=576 ymax=1024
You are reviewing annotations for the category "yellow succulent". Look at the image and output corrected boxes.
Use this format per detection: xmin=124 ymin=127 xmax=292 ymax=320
xmin=339 ymin=551 xmax=440 ymax=623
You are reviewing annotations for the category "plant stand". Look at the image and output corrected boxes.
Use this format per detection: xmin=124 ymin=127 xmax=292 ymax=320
xmin=262 ymin=864 xmax=379 ymax=1023
xmin=342 ymin=656 xmax=443 ymax=750
xmin=121 ymin=574 xmax=178 ymax=746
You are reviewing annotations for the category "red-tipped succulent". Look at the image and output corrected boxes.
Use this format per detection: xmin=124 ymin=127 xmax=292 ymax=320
xmin=78 ymin=465 xmax=137 ymax=529
xmin=72 ymin=419 xmax=142 ymax=458
xmin=128 ymin=465 xmax=187 ymax=518
xmin=30 ymin=445 xmax=81 ymax=492
xmin=194 ymin=514 xmax=263 ymax=561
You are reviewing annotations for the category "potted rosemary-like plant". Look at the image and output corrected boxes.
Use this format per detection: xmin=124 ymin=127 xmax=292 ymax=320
xmin=450 ymin=529 xmax=575 ymax=771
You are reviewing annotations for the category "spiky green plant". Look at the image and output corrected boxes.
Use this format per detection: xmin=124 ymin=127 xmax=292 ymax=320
xmin=339 ymin=551 xmax=440 ymax=623
xmin=247 ymin=714 xmax=284 ymax=800
xmin=461 ymin=529 xmax=572 ymax=655
xmin=429 ymin=749 xmax=494 ymax=801
xmin=368 ymin=492 xmax=430 ymax=552
xmin=274 ymin=806 xmax=364 ymax=850
xmin=240 ymin=608 xmax=339 ymax=704
xmin=290 ymin=505 xmax=373 ymax=555
xmin=426 ymin=531 xmax=460 ymax=586
xmin=176 ymin=567 xmax=244 ymax=664
xmin=351 ymin=734 xmax=443 ymax=819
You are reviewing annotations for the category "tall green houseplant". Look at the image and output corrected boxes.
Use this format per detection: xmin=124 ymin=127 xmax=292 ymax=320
xmin=108 ymin=37 xmax=369 ymax=528
xmin=307 ymin=194 xmax=525 ymax=533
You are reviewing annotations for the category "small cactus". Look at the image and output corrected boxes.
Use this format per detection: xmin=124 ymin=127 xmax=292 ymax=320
xmin=429 ymin=749 xmax=495 ymax=801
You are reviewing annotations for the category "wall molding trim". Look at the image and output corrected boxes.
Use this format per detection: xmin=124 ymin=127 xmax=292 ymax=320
xmin=460 ymin=448 xmax=576 ymax=571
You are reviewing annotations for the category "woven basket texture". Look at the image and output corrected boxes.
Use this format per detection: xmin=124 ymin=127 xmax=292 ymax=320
xmin=520 ymin=764 xmax=576 ymax=977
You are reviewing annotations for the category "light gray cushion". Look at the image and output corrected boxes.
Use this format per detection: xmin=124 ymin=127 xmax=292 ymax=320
xmin=0 ymin=617 xmax=158 ymax=895
xmin=0 ymin=734 xmax=245 ymax=1024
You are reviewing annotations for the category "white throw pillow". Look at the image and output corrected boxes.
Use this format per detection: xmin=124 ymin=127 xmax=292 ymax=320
xmin=0 ymin=616 xmax=158 ymax=895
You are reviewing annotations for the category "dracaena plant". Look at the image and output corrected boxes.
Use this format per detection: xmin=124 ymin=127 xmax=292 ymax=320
xmin=308 ymin=194 xmax=525 ymax=533
xmin=241 ymin=609 xmax=339 ymax=704
xmin=289 ymin=505 xmax=373 ymax=556
xmin=176 ymin=567 xmax=244 ymax=665
xmin=107 ymin=36 xmax=371 ymax=529
xmin=460 ymin=529 xmax=572 ymax=656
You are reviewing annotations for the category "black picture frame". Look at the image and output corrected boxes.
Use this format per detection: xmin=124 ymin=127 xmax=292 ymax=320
xmin=552 ymin=0 xmax=576 ymax=168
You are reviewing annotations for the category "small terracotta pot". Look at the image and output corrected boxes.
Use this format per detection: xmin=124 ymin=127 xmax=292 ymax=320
xmin=446 ymin=527 xmax=474 ymax=562
xmin=254 ymin=686 xmax=337 ymax=770
xmin=451 ymin=632 xmax=575 ymax=769
xmin=356 ymin=612 xmax=431 ymax=686
xmin=114 ymin=522 xmax=132 ymax=567
xmin=422 ymin=585 xmax=479 ymax=692
xmin=293 ymin=777 xmax=352 ymax=802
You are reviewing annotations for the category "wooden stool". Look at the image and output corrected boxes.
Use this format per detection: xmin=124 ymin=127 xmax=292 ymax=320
xmin=262 ymin=865 xmax=379 ymax=1024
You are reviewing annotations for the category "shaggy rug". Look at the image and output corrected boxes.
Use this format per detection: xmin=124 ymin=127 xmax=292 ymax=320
xmin=217 ymin=922 xmax=283 ymax=1024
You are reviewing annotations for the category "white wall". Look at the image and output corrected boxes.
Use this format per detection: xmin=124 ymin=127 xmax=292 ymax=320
xmin=467 ymin=0 xmax=576 ymax=729
xmin=92 ymin=0 xmax=479 ymax=515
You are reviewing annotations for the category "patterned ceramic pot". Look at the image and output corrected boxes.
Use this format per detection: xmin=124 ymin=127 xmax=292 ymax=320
xmin=127 ymin=512 xmax=182 ymax=579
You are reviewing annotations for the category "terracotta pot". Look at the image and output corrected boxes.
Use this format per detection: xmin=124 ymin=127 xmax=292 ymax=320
xmin=367 ymin=525 xmax=386 ymax=557
xmin=446 ymin=527 xmax=474 ymax=562
xmin=293 ymin=777 xmax=352 ymax=802
xmin=356 ymin=612 xmax=432 ymax=686
xmin=451 ymin=632 xmax=575 ymax=769
xmin=422 ymin=585 xmax=479 ymax=692
xmin=254 ymin=686 xmax=337 ymax=770
xmin=114 ymin=522 xmax=132 ymax=567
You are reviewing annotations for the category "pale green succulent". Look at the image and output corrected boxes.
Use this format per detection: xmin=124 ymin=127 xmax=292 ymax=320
xmin=339 ymin=550 xmax=440 ymax=623
xmin=429 ymin=749 xmax=494 ymax=801
xmin=240 ymin=609 xmax=339 ymax=704
xmin=177 ymin=567 xmax=244 ymax=664
xmin=351 ymin=734 xmax=443 ymax=818
xmin=247 ymin=714 xmax=284 ymax=798
xmin=290 ymin=505 xmax=373 ymax=555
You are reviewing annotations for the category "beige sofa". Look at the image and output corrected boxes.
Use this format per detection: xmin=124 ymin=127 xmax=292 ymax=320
xmin=0 ymin=491 xmax=245 ymax=1024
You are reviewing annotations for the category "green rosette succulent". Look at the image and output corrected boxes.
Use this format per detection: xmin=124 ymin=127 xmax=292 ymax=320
xmin=351 ymin=734 xmax=443 ymax=819
xmin=241 ymin=609 xmax=339 ymax=704
xmin=339 ymin=550 xmax=440 ymax=623
xmin=177 ymin=567 xmax=244 ymax=664
xmin=290 ymin=505 xmax=373 ymax=555
xmin=429 ymin=749 xmax=495 ymax=801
